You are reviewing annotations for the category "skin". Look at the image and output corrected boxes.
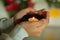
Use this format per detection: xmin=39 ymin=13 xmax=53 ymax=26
xmin=14 ymin=8 xmax=49 ymax=36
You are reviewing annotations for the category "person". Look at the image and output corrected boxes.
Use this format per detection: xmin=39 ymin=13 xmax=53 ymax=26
xmin=0 ymin=8 xmax=49 ymax=40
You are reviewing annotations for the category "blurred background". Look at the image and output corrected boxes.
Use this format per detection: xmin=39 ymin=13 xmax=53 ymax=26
xmin=0 ymin=0 xmax=60 ymax=40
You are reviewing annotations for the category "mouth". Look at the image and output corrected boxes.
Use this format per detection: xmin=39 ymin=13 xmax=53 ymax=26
xmin=19 ymin=12 xmax=46 ymax=23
